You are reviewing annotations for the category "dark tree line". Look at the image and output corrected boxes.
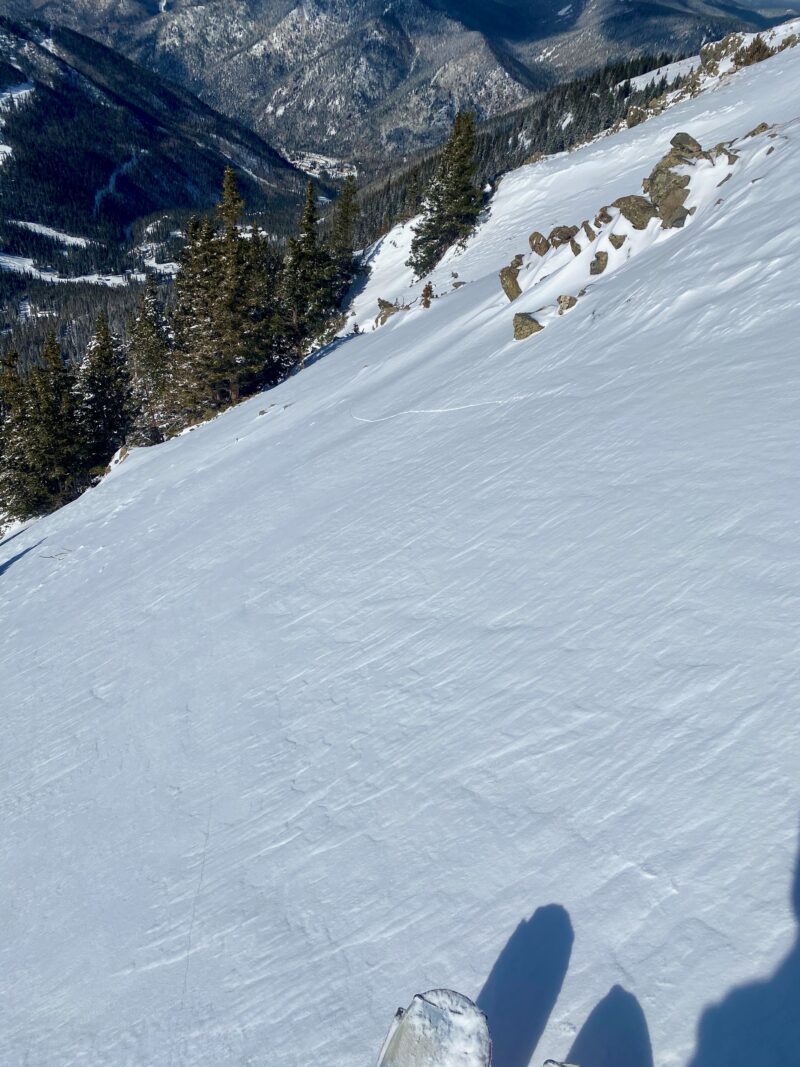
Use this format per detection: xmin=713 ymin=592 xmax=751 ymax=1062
xmin=0 ymin=170 xmax=360 ymax=522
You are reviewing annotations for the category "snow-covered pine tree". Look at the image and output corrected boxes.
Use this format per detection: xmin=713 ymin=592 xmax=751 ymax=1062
xmin=76 ymin=311 xmax=131 ymax=469
xmin=407 ymin=112 xmax=483 ymax=278
xmin=128 ymin=275 xmax=171 ymax=446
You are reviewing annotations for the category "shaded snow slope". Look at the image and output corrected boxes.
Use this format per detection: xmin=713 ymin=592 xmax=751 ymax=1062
xmin=2 ymin=39 xmax=800 ymax=1067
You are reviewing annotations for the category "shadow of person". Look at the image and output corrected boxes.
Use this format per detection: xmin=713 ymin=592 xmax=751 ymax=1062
xmin=477 ymin=905 xmax=574 ymax=1067
xmin=687 ymin=829 xmax=800 ymax=1067
xmin=564 ymin=984 xmax=654 ymax=1067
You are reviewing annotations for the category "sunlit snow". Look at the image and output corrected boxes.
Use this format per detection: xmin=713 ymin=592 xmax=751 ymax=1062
xmin=1 ymin=31 xmax=799 ymax=1067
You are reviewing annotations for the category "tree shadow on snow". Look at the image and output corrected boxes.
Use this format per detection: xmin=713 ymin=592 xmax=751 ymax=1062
xmin=687 ymin=823 xmax=800 ymax=1067
xmin=477 ymin=905 xmax=574 ymax=1067
xmin=0 ymin=540 xmax=43 ymax=577
xmin=565 ymin=985 xmax=654 ymax=1067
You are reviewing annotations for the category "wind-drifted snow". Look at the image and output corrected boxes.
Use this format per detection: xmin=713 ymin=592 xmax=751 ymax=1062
xmin=1 ymin=35 xmax=800 ymax=1067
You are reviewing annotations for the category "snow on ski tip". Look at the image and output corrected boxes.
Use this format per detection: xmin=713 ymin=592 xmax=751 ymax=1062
xmin=377 ymin=991 xmax=491 ymax=1067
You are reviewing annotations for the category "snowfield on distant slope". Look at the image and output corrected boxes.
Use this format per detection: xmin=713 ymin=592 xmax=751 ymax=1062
xmin=1 ymin=29 xmax=799 ymax=1067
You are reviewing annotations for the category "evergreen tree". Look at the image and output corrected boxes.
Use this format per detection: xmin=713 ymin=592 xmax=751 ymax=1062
xmin=218 ymin=166 xmax=245 ymax=238
xmin=0 ymin=335 xmax=85 ymax=519
xmin=171 ymin=215 xmax=219 ymax=421
xmin=280 ymin=181 xmax=336 ymax=358
xmin=128 ymin=275 xmax=170 ymax=445
xmin=76 ymin=311 xmax=131 ymax=468
xmin=407 ymin=111 xmax=482 ymax=277
xmin=213 ymin=169 xmax=256 ymax=404
xmin=30 ymin=334 xmax=85 ymax=507
xmin=0 ymin=351 xmax=35 ymax=520
xmin=238 ymin=228 xmax=285 ymax=390
xmin=328 ymin=175 xmax=360 ymax=302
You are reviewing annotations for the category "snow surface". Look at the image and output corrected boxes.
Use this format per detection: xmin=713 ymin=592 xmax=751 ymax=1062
xmin=0 ymin=80 xmax=34 ymax=111
xmin=11 ymin=220 xmax=93 ymax=247
xmin=0 ymin=251 xmax=139 ymax=287
xmin=627 ymin=58 xmax=700 ymax=91
xmin=2 ymin=32 xmax=800 ymax=1067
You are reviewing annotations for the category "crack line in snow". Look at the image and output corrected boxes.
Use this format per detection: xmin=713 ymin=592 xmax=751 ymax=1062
xmin=350 ymin=395 xmax=531 ymax=423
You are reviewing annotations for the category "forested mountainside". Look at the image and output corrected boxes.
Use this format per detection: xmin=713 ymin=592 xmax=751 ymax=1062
xmin=2 ymin=0 xmax=783 ymax=160
xmin=0 ymin=15 xmax=305 ymax=241
xmin=0 ymin=16 xmax=315 ymax=362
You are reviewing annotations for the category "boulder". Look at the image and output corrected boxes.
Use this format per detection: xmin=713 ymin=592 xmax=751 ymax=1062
xmin=658 ymin=190 xmax=690 ymax=228
xmin=557 ymin=294 xmax=577 ymax=314
xmin=609 ymin=233 xmax=627 ymax=250
xmin=375 ymin=298 xmax=404 ymax=327
xmin=499 ymin=254 xmax=525 ymax=301
xmin=626 ymin=105 xmax=647 ymax=128
xmin=582 ymin=220 xmax=597 ymax=242
xmin=513 ymin=313 xmax=544 ymax=340
xmin=594 ymin=206 xmax=613 ymax=227
xmin=745 ymin=121 xmax=770 ymax=138
xmin=589 ymin=250 xmax=608 ymax=275
xmin=529 ymin=231 xmax=550 ymax=256
xmin=713 ymin=142 xmax=739 ymax=165
xmin=569 ymin=237 xmax=582 ymax=256
xmin=643 ymin=136 xmax=711 ymax=229
xmin=612 ymin=195 xmax=658 ymax=229
xmin=548 ymin=224 xmax=579 ymax=247
xmin=670 ymin=131 xmax=702 ymax=156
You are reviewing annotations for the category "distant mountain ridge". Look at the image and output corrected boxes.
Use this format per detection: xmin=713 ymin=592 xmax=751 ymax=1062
xmin=0 ymin=0 xmax=787 ymax=159
xmin=0 ymin=13 xmax=306 ymax=244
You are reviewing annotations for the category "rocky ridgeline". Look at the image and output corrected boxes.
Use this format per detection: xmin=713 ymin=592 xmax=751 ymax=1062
xmin=502 ymin=130 xmax=751 ymax=340
xmin=625 ymin=27 xmax=798 ymax=131
xmin=370 ymin=118 xmax=778 ymax=340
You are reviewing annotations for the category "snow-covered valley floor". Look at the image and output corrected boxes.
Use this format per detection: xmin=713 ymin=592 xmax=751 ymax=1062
xmin=1 ymin=34 xmax=799 ymax=1067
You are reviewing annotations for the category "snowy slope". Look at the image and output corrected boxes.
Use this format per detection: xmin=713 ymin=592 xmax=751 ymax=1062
xmin=2 ymin=36 xmax=800 ymax=1067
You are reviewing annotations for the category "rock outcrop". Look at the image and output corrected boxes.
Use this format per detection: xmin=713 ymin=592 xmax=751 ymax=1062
xmin=609 ymin=233 xmax=627 ymax=250
xmin=557 ymin=295 xmax=577 ymax=314
xmin=513 ymin=313 xmax=544 ymax=339
xmin=375 ymin=299 xmax=406 ymax=327
xmin=500 ymin=254 xmax=525 ymax=301
xmin=529 ymin=231 xmax=550 ymax=256
xmin=612 ymin=195 xmax=658 ymax=229
xmin=590 ymin=251 xmax=608 ymax=275
xmin=745 ymin=121 xmax=770 ymax=138
xmin=549 ymin=225 xmax=579 ymax=248
xmin=642 ymin=131 xmax=705 ymax=229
